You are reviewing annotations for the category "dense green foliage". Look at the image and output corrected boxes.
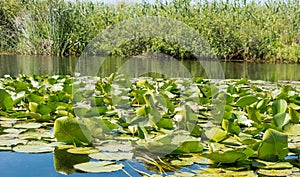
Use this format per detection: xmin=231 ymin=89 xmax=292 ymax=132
xmin=0 ymin=74 xmax=300 ymax=175
xmin=0 ymin=0 xmax=299 ymax=62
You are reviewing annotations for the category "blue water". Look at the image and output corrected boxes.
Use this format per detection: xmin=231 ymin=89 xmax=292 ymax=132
xmin=0 ymin=152 xmax=142 ymax=177
xmin=0 ymin=151 xmax=205 ymax=176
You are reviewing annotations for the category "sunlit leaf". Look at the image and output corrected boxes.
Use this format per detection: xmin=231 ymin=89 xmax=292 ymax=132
xmin=0 ymin=139 xmax=27 ymax=146
xmin=202 ymin=149 xmax=246 ymax=164
xmin=247 ymin=107 xmax=261 ymax=123
xmin=272 ymin=99 xmax=288 ymax=115
xmin=95 ymin=141 xmax=133 ymax=152
xmin=0 ymin=89 xmax=13 ymax=111
xmin=89 ymin=152 xmax=133 ymax=161
xmin=73 ymin=161 xmax=123 ymax=173
xmin=258 ymin=129 xmax=288 ymax=162
xmin=256 ymin=169 xmax=292 ymax=176
xmin=283 ymin=123 xmax=300 ymax=135
xmin=252 ymin=159 xmax=293 ymax=169
xmin=171 ymin=160 xmax=193 ymax=166
xmin=235 ymin=95 xmax=258 ymax=107
xmin=180 ymin=155 xmax=213 ymax=165
xmin=14 ymin=122 xmax=42 ymax=129
xmin=13 ymin=144 xmax=54 ymax=153
xmin=289 ymin=107 xmax=300 ymax=124
xmin=273 ymin=113 xmax=290 ymax=128
xmin=67 ymin=147 xmax=99 ymax=154
xmin=53 ymin=116 xmax=92 ymax=146
xmin=29 ymin=102 xmax=38 ymax=113
xmin=204 ymin=127 xmax=228 ymax=142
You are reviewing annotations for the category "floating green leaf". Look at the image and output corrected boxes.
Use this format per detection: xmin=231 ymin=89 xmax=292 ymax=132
xmin=252 ymin=159 xmax=293 ymax=169
xmin=256 ymin=169 xmax=292 ymax=176
xmin=204 ymin=127 xmax=228 ymax=142
xmin=73 ymin=161 xmax=123 ymax=173
xmin=13 ymin=144 xmax=54 ymax=153
xmin=180 ymin=155 xmax=213 ymax=165
xmin=289 ymin=107 xmax=300 ymax=124
xmin=171 ymin=160 xmax=193 ymax=166
xmin=283 ymin=123 xmax=300 ymax=135
xmin=0 ymin=89 xmax=13 ymax=111
xmin=273 ymin=113 xmax=290 ymax=128
xmin=247 ymin=107 xmax=261 ymax=123
xmin=67 ymin=147 xmax=99 ymax=154
xmin=53 ymin=116 xmax=92 ymax=146
xmin=202 ymin=149 xmax=246 ymax=164
xmin=258 ymin=129 xmax=288 ymax=162
xmin=14 ymin=122 xmax=42 ymax=129
xmin=89 ymin=152 xmax=133 ymax=161
xmin=95 ymin=141 xmax=133 ymax=152
xmin=173 ymin=141 xmax=203 ymax=154
xmin=0 ymin=139 xmax=27 ymax=146
xmin=235 ymin=95 xmax=258 ymax=107
xmin=272 ymin=99 xmax=288 ymax=115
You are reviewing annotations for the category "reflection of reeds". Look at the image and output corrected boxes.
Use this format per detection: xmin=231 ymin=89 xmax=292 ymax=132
xmin=0 ymin=0 xmax=299 ymax=62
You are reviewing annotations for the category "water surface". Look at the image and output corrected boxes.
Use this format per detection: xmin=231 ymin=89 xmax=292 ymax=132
xmin=1 ymin=55 xmax=299 ymax=81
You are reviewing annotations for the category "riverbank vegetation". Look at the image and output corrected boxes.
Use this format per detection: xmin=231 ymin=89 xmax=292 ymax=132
xmin=0 ymin=0 xmax=299 ymax=62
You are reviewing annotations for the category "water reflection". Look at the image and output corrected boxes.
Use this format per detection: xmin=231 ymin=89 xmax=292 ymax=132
xmin=54 ymin=149 xmax=90 ymax=175
xmin=0 ymin=55 xmax=76 ymax=77
xmin=0 ymin=55 xmax=300 ymax=81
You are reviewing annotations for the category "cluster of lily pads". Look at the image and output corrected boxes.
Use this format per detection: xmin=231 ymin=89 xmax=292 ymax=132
xmin=0 ymin=74 xmax=300 ymax=176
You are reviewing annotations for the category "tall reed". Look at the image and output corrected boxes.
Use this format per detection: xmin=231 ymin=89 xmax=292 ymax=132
xmin=0 ymin=0 xmax=299 ymax=62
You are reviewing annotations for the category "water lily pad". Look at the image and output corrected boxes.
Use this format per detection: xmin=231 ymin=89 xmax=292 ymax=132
xmin=0 ymin=117 xmax=22 ymax=121
xmin=89 ymin=152 xmax=133 ymax=161
xmin=19 ymin=129 xmax=54 ymax=140
xmin=14 ymin=122 xmax=42 ymax=129
xmin=0 ymin=122 xmax=13 ymax=128
xmin=0 ymin=89 xmax=13 ymax=111
xmin=96 ymin=141 xmax=133 ymax=152
xmin=273 ymin=112 xmax=290 ymax=128
xmin=13 ymin=144 xmax=55 ymax=153
xmin=289 ymin=107 xmax=300 ymax=124
xmin=202 ymin=149 xmax=246 ymax=164
xmin=284 ymin=124 xmax=300 ymax=135
xmin=194 ymin=168 xmax=256 ymax=176
xmin=235 ymin=95 xmax=258 ymax=107
xmin=258 ymin=128 xmax=288 ymax=161
xmin=272 ymin=99 xmax=288 ymax=115
xmin=67 ymin=147 xmax=99 ymax=154
xmin=204 ymin=127 xmax=228 ymax=142
xmin=252 ymin=159 xmax=293 ymax=169
xmin=0 ymin=139 xmax=27 ymax=146
xmin=171 ymin=160 xmax=193 ymax=166
xmin=3 ymin=128 xmax=25 ymax=134
xmin=180 ymin=155 xmax=214 ymax=165
xmin=53 ymin=116 xmax=92 ymax=146
xmin=73 ymin=161 xmax=123 ymax=173
xmin=257 ymin=169 xmax=293 ymax=176
xmin=56 ymin=144 xmax=75 ymax=150
xmin=0 ymin=146 xmax=12 ymax=151
xmin=173 ymin=172 xmax=195 ymax=177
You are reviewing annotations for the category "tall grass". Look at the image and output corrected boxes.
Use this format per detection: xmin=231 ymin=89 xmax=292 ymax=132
xmin=0 ymin=0 xmax=299 ymax=62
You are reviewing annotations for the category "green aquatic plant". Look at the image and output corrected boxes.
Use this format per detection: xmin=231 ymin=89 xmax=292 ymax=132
xmin=0 ymin=74 xmax=300 ymax=175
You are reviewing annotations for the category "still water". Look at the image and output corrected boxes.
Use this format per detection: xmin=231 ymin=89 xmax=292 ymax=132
xmin=0 ymin=55 xmax=299 ymax=81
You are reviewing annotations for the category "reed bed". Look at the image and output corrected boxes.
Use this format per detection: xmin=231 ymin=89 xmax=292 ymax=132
xmin=0 ymin=0 xmax=299 ymax=62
